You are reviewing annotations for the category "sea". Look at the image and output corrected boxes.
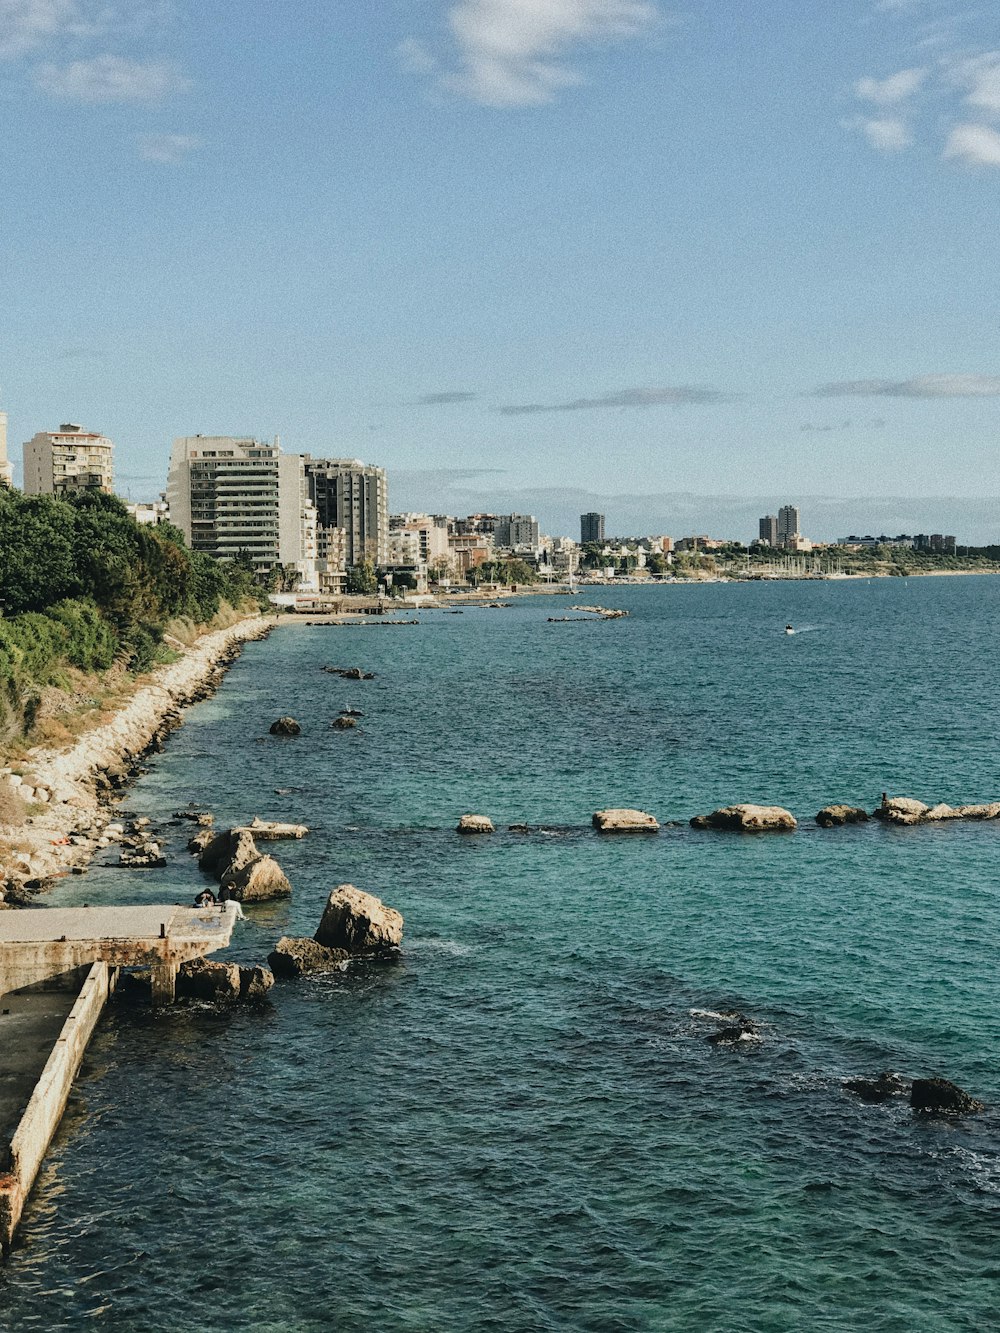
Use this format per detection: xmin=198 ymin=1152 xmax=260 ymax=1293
xmin=2 ymin=576 xmax=1000 ymax=1332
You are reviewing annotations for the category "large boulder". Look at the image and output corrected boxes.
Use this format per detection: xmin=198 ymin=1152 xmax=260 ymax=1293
xmin=910 ymin=1077 xmax=984 ymax=1115
xmin=456 ymin=814 xmax=494 ymax=834
xmin=269 ymin=716 xmax=301 ymax=736
xmin=188 ymin=828 xmax=216 ymax=856
xmin=177 ymin=958 xmax=242 ymax=1002
xmin=314 ymin=884 xmax=403 ymax=953
xmin=873 ymin=796 xmax=928 ymax=826
xmin=222 ymin=854 xmax=291 ymax=902
xmin=198 ymin=828 xmax=259 ymax=880
xmin=816 ymin=804 xmax=869 ymax=827
xmin=592 ymin=808 xmax=660 ymax=833
xmin=923 ymin=803 xmax=963 ymax=821
xmin=691 ymin=804 xmax=797 ymax=832
xmin=268 ymin=936 xmax=350 ymax=977
xmin=238 ymin=965 xmax=275 ymax=999
xmin=953 ymin=802 xmax=1000 ymax=820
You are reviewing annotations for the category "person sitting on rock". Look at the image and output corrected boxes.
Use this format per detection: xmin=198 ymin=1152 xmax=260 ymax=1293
xmin=194 ymin=888 xmax=216 ymax=907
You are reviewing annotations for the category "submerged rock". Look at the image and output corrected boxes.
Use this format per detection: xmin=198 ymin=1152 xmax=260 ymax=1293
xmin=591 ymin=808 xmax=660 ymax=833
xmin=238 ymin=818 xmax=309 ymax=840
xmin=910 ymin=1077 xmax=984 ymax=1115
xmin=269 ymin=716 xmax=301 ymax=736
xmin=456 ymin=814 xmax=494 ymax=834
xmin=314 ymin=884 xmax=403 ymax=953
xmin=174 ymin=810 xmax=214 ymax=825
xmin=816 ymin=804 xmax=869 ymax=827
xmin=268 ymin=936 xmax=350 ymax=977
xmin=691 ymin=804 xmax=797 ymax=832
xmin=844 ymin=1071 xmax=909 ymax=1103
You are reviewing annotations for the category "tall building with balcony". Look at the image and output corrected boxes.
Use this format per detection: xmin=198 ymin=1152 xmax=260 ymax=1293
xmin=166 ymin=436 xmax=316 ymax=582
xmin=0 ymin=410 xmax=13 ymax=488
xmin=777 ymin=505 xmax=801 ymax=544
xmin=493 ymin=513 xmax=539 ymax=552
xmin=581 ymin=512 xmax=605 ymax=544
xmin=22 ymin=423 xmax=113 ymax=495
xmin=304 ymin=458 xmax=387 ymax=568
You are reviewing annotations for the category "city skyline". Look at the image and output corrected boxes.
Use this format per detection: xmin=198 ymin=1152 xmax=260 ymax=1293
xmin=2 ymin=3 xmax=999 ymax=510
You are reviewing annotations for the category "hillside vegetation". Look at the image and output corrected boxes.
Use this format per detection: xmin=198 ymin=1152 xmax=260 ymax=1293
xmin=0 ymin=489 xmax=262 ymax=744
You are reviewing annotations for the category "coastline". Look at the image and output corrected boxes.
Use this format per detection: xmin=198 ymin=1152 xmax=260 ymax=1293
xmin=0 ymin=614 xmax=273 ymax=905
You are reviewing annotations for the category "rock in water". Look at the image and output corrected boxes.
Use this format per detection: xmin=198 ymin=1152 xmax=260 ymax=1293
xmin=872 ymin=796 xmax=929 ymax=825
xmin=910 ymin=1077 xmax=984 ymax=1115
xmin=198 ymin=828 xmax=259 ymax=880
xmin=177 ymin=958 xmax=242 ymax=1002
xmin=222 ymin=855 xmax=291 ymax=901
xmin=188 ymin=828 xmax=216 ymax=856
xmin=690 ymin=804 xmax=797 ymax=832
xmin=816 ymin=804 xmax=870 ymax=827
xmin=591 ymin=808 xmax=660 ymax=833
xmin=331 ymin=715 xmax=357 ymax=730
xmin=269 ymin=716 xmax=301 ymax=736
xmin=242 ymin=818 xmax=309 ymax=840
xmin=239 ymin=965 xmax=275 ymax=999
xmin=314 ymin=884 xmax=403 ymax=953
xmin=268 ymin=936 xmax=350 ymax=977
xmin=456 ymin=814 xmax=494 ymax=834
xmin=844 ymin=1071 xmax=909 ymax=1102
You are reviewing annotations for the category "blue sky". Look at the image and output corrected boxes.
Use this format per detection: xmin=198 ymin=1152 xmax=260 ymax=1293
xmin=2 ymin=0 xmax=1000 ymax=534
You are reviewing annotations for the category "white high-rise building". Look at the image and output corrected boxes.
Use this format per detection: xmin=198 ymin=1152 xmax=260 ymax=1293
xmin=22 ymin=423 xmax=113 ymax=495
xmin=0 ymin=410 xmax=13 ymax=488
xmin=167 ymin=436 xmax=316 ymax=585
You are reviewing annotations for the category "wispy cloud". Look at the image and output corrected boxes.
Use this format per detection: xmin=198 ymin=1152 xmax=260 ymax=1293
xmin=0 ymin=0 xmax=94 ymax=58
xmin=138 ymin=131 xmax=199 ymax=162
xmin=845 ymin=114 xmax=912 ymax=150
xmin=35 ymin=53 xmax=186 ymax=101
xmin=952 ymin=50 xmax=1000 ymax=114
xmin=855 ymin=66 xmax=927 ymax=104
xmin=402 ymin=0 xmax=663 ymax=108
xmin=497 ymin=385 xmax=737 ymax=414
xmin=813 ymin=374 xmax=1000 ymax=398
xmin=943 ymin=121 xmax=1000 ymax=165
xmin=412 ymin=391 xmax=479 ymax=405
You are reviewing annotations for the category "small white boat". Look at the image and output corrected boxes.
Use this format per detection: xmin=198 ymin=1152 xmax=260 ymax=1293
xmin=785 ymin=624 xmax=795 ymax=635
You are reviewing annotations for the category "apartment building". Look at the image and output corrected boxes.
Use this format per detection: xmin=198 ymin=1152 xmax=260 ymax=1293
xmin=22 ymin=423 xmax=113 ymax=495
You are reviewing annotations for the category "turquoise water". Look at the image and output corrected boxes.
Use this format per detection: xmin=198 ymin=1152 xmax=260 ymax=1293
xmin=3 ymin=578 xmax=1000 ymax=1331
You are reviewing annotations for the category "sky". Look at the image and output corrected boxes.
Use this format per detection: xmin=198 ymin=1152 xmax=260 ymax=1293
xmin=2 ymin=0 xmax=1000 ymax=539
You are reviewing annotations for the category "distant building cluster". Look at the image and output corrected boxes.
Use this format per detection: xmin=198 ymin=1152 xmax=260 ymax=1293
xmin=0 ymin=410 xmax=974 ymax=592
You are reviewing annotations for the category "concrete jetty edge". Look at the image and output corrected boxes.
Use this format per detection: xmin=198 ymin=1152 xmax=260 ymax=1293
xmin=0 ymin=961 xmax=112 ymax=1254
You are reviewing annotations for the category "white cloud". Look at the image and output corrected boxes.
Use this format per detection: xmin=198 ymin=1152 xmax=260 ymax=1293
xmin=951 ymin=51 xmax=1000 ymax=114
xmin=844 ymin=115 xmax=912 ymax=151
xmin=34 ymin=53 xmax=186 ymax=101
xmin=0 ymin=0 xmax=87 ymax=57
xmin=855 ymin=66 xmax=926 ymax=104
xmin=138 ymin=131 xmax=199 ymax=162
xmin=407 ymin=0 xmax=661 ymax=107
xmin=943 ymin=121 xmax=1000 ymax=166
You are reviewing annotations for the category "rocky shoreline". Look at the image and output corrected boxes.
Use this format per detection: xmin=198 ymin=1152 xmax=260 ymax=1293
xmin=0 ymin=615 xmax=273 ymax=905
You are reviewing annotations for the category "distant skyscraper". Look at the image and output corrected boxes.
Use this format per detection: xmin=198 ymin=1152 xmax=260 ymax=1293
xmin=304 ymin=458 xmax=388 ymax=568
xmin=581 ymin=512 xmax=605 ymax=544
xmin=22 ymin=423 xmax=113 ymax=495
xmin=758 ymin=514 xmax=778 ymax=545
xmin=777 ymin=505 xmax=800 ymax=542
xmin=0 ymin=410 xmax=12 ymax=488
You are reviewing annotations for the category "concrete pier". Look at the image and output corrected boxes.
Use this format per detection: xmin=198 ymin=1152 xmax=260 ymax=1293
xmin=0 ymin=904 xmax=237 ymax=1002
xmin=0 ymin=904 xmax=238 ymax=1253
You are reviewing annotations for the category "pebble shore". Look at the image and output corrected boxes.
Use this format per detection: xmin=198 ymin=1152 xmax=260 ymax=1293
xmin=0 ymin=615 xmax=273 ymax=904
